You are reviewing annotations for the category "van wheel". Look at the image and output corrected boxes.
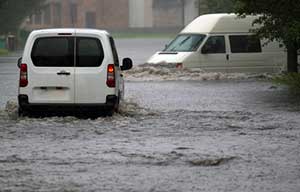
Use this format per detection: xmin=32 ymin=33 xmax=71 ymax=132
xmin=18 ymin=107 xmax=28 ymax=117
xmin=114 ymin=97 xmax=120 ymax=113
xmin=105 ymin=108 xmax=114 ymax=117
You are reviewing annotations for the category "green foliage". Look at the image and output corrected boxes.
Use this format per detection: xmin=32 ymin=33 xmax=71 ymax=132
xmin=0 ymin=48 xmax=9 ymax=56
xmin=198 ymin=0 xmax=235 ymax=15
xmin=234 ymin=0 xmax=300 ymax=44
xmin=273 ymin=73 xmax=300 ymax=93
xmin=0 ymin=0 xmax=45 ymax=35
xmin=234 ymin=0 xmax=300 ymax=72
xmin=17 ymin=29 xmax=31 ymax=47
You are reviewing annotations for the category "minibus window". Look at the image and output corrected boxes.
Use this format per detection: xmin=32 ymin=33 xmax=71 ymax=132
xmin=229 ymin=35 xmax=262 ymax=53
xmin=202 ymin=36 xmax=226 ymax=54
xmin=164 ymin=34 xmax=206 ymax=52
xmin=31 ymin=37 xmax=74 ymax=67
xmin=76 ymin=37 xmax=104 ymax=67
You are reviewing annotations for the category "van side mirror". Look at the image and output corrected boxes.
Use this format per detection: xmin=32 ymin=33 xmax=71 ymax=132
xmin=121 ymin=58 xmax=133 ymax=71
xmin=17 ymin=57 xmax=22 ymax=68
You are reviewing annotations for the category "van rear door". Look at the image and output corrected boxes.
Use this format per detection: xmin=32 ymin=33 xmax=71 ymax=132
xmin=74 ymin=32 xmax=109 ymax=104
xmin=28 ymin=34 xmax=75 ymax=104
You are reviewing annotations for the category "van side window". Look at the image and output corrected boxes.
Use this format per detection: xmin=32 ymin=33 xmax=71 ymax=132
xmin=31 ymin=37 xmax=74 ymax=67
xmin=109 ymin=37 xmax=119 ymax=66
xmin=76 ymin=37 xmax=104 ymax=67
xmin=202 ymin=36 xmax=226 ymax=54
xmin=229 ymin=35 xmax=262 ymax=53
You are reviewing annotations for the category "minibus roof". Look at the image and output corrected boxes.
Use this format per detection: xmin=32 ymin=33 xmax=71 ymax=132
xmin=181 ymin=14 xmax=259 ymax=34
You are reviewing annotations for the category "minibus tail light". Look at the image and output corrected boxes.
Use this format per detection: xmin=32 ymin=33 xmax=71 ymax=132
xmin=107 ymin=64 xmax=115 ymax=87
xmin=20 ymin=63 xmax=28 ymax=87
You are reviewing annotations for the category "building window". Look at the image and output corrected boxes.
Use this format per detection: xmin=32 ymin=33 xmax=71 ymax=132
xmin=153 ymin=0 xmax=182 ymax=8
xmin=35 ymin=12 xmax=42 ymax=25
xmin=70 ymin=3 xmax=77 ymax=25
xmin=29 ymin=15 xmax=34 ymax=24
xmin=229 ymin=35 xmax=262 ymax=53
xmin=53 ymin=2 xmax=62 ymax=27
xmin=85 ymin=12 xmax=96 ymax=28
xmin=44 ymin=5 xmax=51 ymax=25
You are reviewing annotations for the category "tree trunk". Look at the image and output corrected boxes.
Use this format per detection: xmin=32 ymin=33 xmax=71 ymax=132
xmin=287 ymin=42 xmax=298 ymax=73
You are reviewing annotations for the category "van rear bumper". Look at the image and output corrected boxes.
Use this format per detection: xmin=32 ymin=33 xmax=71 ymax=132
xmin=18 ymin=94 xmax=118 ymax=112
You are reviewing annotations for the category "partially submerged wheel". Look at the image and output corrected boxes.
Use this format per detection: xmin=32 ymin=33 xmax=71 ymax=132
xmin=18 ymin=107 xmax=28 ymax=117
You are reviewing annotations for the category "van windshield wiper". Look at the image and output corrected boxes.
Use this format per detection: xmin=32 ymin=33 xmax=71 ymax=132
xmin=179 ymin=36 xmax=191 ymax=46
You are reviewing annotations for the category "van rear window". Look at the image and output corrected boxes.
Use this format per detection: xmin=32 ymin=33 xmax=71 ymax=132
xmin=76 ymin=37 xmax=104 ymax=67
xmin=31 ymin=37 xmax=74 ymax=67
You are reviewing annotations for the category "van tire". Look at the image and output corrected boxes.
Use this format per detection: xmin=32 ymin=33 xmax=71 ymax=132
xmin=114 ymin=97 xmax=120 ymax=113
xmin=18 ymin=107 xmax=28 ymax=117
xmin=105 ymin=108 xmax=114 ymax=117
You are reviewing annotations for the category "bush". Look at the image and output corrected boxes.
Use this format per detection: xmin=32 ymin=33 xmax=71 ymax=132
xmin=0 ymin=48 xmax=9 ymax=56
xmin=273 ymin=73 xmax=300 ymax=93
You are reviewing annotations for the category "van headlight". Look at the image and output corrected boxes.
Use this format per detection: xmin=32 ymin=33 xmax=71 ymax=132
xmin=165 ymin=63 xmax=183 ymax=69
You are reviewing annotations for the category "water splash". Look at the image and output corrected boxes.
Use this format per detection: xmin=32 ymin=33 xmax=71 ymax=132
xmin=0 ymin=99 xmax=156 ymax=122
xmin=124 ymin=64 xmax=273 ymax=81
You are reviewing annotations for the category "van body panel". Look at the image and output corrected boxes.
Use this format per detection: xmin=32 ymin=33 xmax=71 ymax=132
xmin=73 ymin=31 xmax=115 ymax=104
xmin=147 ymin=52 xmax=191 ymax=65
xmin=28 ymin=67 xmax=75 ymax=104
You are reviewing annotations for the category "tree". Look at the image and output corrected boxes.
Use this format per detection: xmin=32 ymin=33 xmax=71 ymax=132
xmin=234 ymin=0 xmax=300 ymax=73
xmin=0 ymin=0 xmax=45 ymax=35
xmin=198 ymin=0 xmax=235 ymax=15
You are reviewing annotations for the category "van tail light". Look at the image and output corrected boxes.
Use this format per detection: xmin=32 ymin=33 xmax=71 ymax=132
xmin=106 ymin=64 xmax=115 ymax=87
xmin=19 ymin=63 xmax=28 ymax=87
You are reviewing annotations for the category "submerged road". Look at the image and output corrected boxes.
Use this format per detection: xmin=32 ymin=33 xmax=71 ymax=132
xmin=0 ymin=38 xmax=299 ymax=192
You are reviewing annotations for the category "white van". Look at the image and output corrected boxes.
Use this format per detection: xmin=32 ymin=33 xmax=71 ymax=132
xmin=147 ymin=14 xmax=286 ymax=73
xmin=17 ymin=29 xmax=132 ymax=116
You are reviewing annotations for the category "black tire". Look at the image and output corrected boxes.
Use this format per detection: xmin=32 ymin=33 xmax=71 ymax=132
xmin=105 ymin=108 xmax=114 ymax=117
xmin=18 ymin=107 xmax=28 ymax=117
xmin=114 ymin=97 xmax=120 ymax=113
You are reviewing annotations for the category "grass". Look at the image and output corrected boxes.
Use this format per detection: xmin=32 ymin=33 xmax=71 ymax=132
xmin=273 ymin=72 xmax=300 ymax=93
xmin=0 ymin=48 xmax=9 ymax=56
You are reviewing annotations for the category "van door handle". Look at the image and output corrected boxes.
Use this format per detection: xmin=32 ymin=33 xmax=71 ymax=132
xmin=226 ymin=54 xmax=229 ymax=60
xmin=57 ymin=71 xmax=71 ymax=76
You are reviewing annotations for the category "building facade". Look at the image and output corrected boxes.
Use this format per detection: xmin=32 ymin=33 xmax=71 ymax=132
xmin=23 ymin=0 xmax=198 ymax=30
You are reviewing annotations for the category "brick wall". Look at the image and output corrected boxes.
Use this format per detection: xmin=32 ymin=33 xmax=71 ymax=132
xmin=22 ymin=0 xmax=188 ymax=30
xmin=96 ymin=0 xmax=129 ymax=29
xmin=153 ymin=6 xmax=183 ymax=27
xmin=152 ymin=0 xmax=184 ymax=28
xmin=23 ymin=0 xmax=129 ymax=30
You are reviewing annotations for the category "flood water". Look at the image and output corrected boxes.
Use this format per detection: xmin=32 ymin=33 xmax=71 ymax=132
xmin=0 ymin=38 xmax=299 ymax=192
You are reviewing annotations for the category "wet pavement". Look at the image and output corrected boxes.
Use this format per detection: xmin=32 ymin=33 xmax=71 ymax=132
xmin=0 ymin=39 xmax=300 ymax=192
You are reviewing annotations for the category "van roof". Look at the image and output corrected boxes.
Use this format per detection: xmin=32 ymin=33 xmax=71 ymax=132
xmin=181 ymin=14 xmax=259 ymax=34
xmin=30 ymin=28 xmax=110 ymax=36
